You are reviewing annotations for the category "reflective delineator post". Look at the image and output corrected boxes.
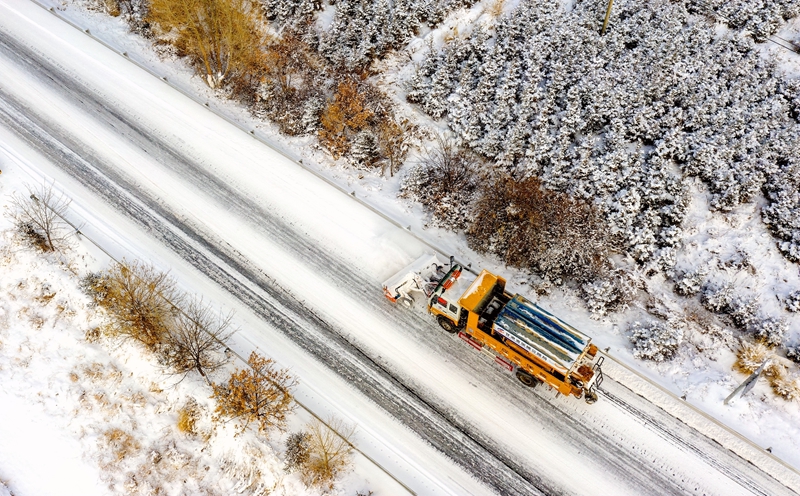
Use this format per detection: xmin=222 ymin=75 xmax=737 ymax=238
xmin=724 ymin=358 xmax=771 ymax=405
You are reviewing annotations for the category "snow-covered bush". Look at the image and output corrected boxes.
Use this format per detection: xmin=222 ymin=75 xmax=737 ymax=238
xmin=787 ymin=346 xmax=800 ymax=364
xmin=582 ymin=271 xmax=637 ymax=319
xmin=729 ymin=295 xmax=760 ymax=329
xmin=350 ymin=130 xmax=380 ymax=168
xmin=314 ymin=0 xmax=479 ymax=69
xmin=701 ymin=282 xmax=735 ymax=314
xmin=400 ymin=137 xmax=480 ymax=229
xmin=408 ymin=0 xmax=800 ymax=270
xmin=687 ymin=0 xmax=800 ymax=41
xmin=284 ymin=432 xmax=310 ymax=472
xmin=749 ymin=316 xmax=788 ymax=347
xmin=785 ymin=290 xmax=800 ymax=313
xmin=673 ymin=269 xmax=706 ymax=297
xmin=629 ymin=319 xmax=685 ymax=362
xmin=762 ymin=162 xmax=800 ymax=263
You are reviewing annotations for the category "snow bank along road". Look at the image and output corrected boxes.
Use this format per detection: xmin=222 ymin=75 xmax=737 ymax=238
xmin=0 ymin=2 xmax=797 ymax=495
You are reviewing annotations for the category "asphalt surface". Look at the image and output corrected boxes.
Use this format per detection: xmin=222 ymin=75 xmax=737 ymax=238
xmin=0 ymin=20 xmax=796 ymax=496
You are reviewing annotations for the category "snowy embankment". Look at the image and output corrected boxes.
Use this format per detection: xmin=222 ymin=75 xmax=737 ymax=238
xmin=0 ymin=187 xmax=404 ymax=495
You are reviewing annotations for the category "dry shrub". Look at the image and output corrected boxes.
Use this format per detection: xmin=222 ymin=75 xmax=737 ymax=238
xmin=212 ymin=351 xmax=296 ymax=434
xmin=487 ymin=0 xmax=505 ymax=17
xmin=94 ymin=260 xmax=180 ymax=350
xmin=735 ymin=340 xmax=771 ymax=374
xmin=769 ymin=367 xmax=800 ymax=401
xmin=147 ymin=0 xmax=268 ymax=89
xmin=256 ymin=33 xmax=326 ymax=135
xmin=319 ymin=78 xmax=374 ymax=159
xmin=300 ymin=417 xmax=355 ymax=490
xmin=468 ymin=176 xmax=612 ymax=284
xmin=177 ymin=398 xmax=200 ymax=435
xmin=103 ymin=428 xmax=141 ymax=462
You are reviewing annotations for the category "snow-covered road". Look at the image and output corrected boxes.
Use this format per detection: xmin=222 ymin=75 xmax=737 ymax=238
xmin=0 ymin=1 xmax=797 ymax=494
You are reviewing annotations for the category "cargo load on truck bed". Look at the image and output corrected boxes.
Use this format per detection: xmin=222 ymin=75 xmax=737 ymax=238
xmin=493 ymin=295 xmax=590 ymax=377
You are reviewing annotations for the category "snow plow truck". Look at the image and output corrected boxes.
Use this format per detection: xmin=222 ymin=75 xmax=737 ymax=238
xmin=383 ymin=254 xmax=604 ymax=403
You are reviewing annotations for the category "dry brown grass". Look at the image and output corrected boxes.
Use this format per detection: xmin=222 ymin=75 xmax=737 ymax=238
xmin=177 ymin=399 xmax=199 ymax=435
xmin=734 ymin=340 xmax=770 ymax=374
xmin=103 ymin=428 xmax=141 ymax=462
xmin=770 ymin=368 xmax=800 ymax=401
xmin=486 ymin=0 xmax=505 ymax=17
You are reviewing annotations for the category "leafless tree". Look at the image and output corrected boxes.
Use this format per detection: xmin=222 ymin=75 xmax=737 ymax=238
xmin=10 ymin=183 xmax=71 ymax=252
xmin=301 ymin=416 xmax=355 ymax=489
xmin=162 ymin=296 xmax=235 ymax=383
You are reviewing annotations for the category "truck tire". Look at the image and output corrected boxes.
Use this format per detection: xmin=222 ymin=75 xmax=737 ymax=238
xmin=516 ymin=370 xmax=539 ymax=388
xmin=399 ymin=296 xmax=415 ymax=308
xmin=437 ymin=316 xmax=458 ymax=334
xmin=584 ymin=389 xmax=598 ymax=404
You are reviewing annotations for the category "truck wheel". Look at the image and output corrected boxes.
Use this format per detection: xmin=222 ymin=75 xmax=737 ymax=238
xmin=437 ymin=316 xmax=457 ymax=334
xmin=584 ymin=390 xmax=598 ymax=404
xmin=399 ymin=296 xmax=415 ymax=308
xmin=516 ymin=370 xmax=538 ymax=388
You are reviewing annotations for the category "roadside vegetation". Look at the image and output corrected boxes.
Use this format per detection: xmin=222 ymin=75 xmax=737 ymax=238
xmin=5 ymin=184 xmax=361 ymax=493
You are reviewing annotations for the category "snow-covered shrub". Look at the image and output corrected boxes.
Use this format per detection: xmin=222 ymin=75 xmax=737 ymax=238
xmin=762 ymin=161 xmax=800 ymax=263
xmin=284 ymin=432 xmax=310 ymax=472
xmin=785 ymin=290 xmax=800 ymax=313
xmin=735 ymin=340 xmax=770 ymax=374
xmin=629 ymin=319 xmax=685 ymax=362
xmin=673 ymin=269 xmax=706 ymax=297
xmin=314 ymin=0 xmax=479 ymax=70
xmin=701 ymin=282 xmax=735 ymax=314
xmin=749 ymin=316 xmax=788 ymax=347
xmin=400 ymin=137 xmax=481 ymax=229
xmin=258 ymin=0 xmax=320 ymax=29
xmin=699 ymin=322 xmax=733 ymax=345
xmin=350 ymin=130 xmax=380 ymax=168
xmin=686 ymin=0 xmax=800 ymax=41
xmin=582 ymin=271 xmax=637 ymax=318
xmin=787 ymin=346 xmax=800 ymax=364
xmin=729 ymin=295 xmax=760 ymax=329
xmin=408 ymin=0 xmax=800 ymax=269
xmin=467 ymin=175 xmax=612 ymax=284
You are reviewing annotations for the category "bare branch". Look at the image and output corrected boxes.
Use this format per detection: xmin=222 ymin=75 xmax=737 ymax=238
xmin=10 ymin=183 xmax=71 ymax=252
xmin=162 ymin=296 xmax=236 ymax=383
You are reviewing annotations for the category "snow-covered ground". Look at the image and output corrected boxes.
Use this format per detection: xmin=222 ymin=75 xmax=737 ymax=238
xmin=1 ymin=0 xmax=800 ymax=494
